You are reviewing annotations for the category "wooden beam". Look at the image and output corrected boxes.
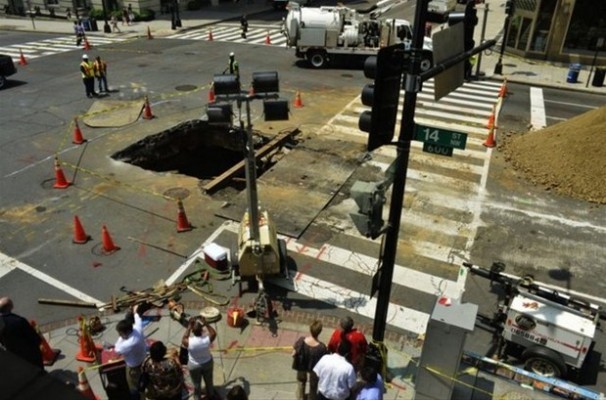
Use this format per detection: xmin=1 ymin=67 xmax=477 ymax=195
xmin=203 ymin=129 xmax=299 ymax=194
xmin=38 ymin=298 xmax=97 ymax=308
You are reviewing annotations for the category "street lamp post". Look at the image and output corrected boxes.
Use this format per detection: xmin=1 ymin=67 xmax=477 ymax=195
xmin=175 ymin=0 xmax=181 ymax=28
xmin=101 ymin=0 xmax=111 ymax=33
xmin=494 ymin=2 xmax=513 ymax=74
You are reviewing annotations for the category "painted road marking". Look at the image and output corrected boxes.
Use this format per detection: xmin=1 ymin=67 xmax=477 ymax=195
xmin=530 ymin=87 xmax=547 ymax=130
xmin=0 ymin=252 xmax=103 ymax=305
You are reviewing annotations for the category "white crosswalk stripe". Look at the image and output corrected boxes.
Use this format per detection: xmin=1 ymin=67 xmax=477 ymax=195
xmin=166 ymin=23 xmax=287 ymax=47
xmin=0 ymin=35 xmax=128 ymax=62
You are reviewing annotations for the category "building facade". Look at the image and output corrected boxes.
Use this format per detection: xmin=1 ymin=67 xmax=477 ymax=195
xmin=506 ymin=0 xmax=606 ymax=64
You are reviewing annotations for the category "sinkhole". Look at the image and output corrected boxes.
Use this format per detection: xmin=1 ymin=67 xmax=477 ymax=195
xmin=111 ymin=119 xmax=284 ymax=193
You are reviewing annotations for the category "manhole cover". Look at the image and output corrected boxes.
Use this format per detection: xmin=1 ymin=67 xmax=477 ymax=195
xmin=164 ymin=187 xmax=191 ymax=199
xmin=175 ymin=85 xmax=197 ymax=92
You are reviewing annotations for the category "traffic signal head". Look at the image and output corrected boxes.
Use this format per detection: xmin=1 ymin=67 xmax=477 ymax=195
xmin=505 ymin=0 xmax=514 ymax=17
xmin=350 ymin=180 xmax=386 ymax=239
xmin=358 ymin=44 xmax=404 ymax=152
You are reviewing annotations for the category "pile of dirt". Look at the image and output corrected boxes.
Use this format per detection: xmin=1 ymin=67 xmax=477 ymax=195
xmin=501 ymin=105 xmax=606 ymax=204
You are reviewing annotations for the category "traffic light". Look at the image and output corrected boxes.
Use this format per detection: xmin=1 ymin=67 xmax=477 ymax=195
xmin=358 ymin=44 xmax=404 ymax=152
xmin=350 ymin=181 xmax=386 ymax=239
xmin=505 ymin=0 xmax=515 ymax=17
xmin=464 ymin=1 xmax=478 ymax=51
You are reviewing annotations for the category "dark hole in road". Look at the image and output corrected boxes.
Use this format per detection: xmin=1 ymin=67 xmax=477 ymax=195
xmin=111 ymin=119 xmax=270 ymax=191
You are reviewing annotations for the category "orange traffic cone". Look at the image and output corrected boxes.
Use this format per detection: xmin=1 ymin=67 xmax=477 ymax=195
xmin=265 ymin=31 xmax=271 ymax=45
xmin=142 ymin=95 xmax=154 ymax=119
xmin=176 ymin=199 xmax=192 ymax=233
xmin=77 ymin=367 xmax=100 ymax=400
xmin=30 ymin=320 xmax=61 ymax=366
xmin=75 ymin=317 xmax=100 ymax=363
xmin=486 ymin=105 xmax=496 ymax=129
xmin=147 ymin=26 xmax=153 ymax=40
xmin=18 ymin=49 xmax=28 ymax=66
xmin=53 ymin=157 xmax=71 ymax=189
xmin=101 ymin=225 xmax=120 ymax=254
xmin=483 ymin=125 xmax=496 ymax=148
xmin=294 ymin=91 xmax=303 ymax=108
xmin=208 ymin=83 xmax=216 ymax=103
xmin=208 ymin=29 xmax=214 ymax=41
xmin=73 ymin=215 xmax=91 ymax=244
xmin=499 ymin=78 xmax=508 ymax=98
xmin=72 ymin=117 xmax=85 ymax=144
xmin=83 ymin=36 xmax=91 ymax=51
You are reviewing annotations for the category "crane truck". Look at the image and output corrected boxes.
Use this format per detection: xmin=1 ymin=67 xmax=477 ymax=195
xmin=282 ymin=3 xmax=433 ymax=70
xmin=464 ymin=261 xmax=603 ymax=379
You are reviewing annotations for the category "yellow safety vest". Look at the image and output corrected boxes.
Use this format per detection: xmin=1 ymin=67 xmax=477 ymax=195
xmin=80 ymin=61 xmax=94 ymax=79
xmin=93 ymin=60 xmax=106 ymax=77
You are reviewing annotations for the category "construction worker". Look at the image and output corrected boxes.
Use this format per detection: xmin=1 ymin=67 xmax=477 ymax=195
xmin=224 ymin=52 xmax=240 ymax=79
xmin=93 ymin=55 xmax=108 ymax=93
xmin=80 ymin=54 xmax=96 ymax=98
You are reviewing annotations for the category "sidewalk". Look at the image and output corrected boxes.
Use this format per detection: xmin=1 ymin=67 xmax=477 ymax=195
xmin=37 ymin=302 xmax=551 ymax=400
xmin=1 ymin=0 xmax=605 ymax=93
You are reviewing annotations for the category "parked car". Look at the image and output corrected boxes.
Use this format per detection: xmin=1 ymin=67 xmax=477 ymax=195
xmin=0 ymin=54 xmax=17 ymax=89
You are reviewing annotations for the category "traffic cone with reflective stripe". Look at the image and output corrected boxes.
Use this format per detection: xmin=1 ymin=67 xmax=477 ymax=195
xmin=208 ymin=83 xmax=216 ymax=103
xmin=176 ymin=199 xmax=192 ymax=232
xmin=30 ymin=320 xmax=61 ymax=366
xmin=208 ymin=28 xmax=214 ymax=41
xmin=142 ymin=95 xmax=154 ymax=119
xmin=294 ymin=91 xmax=303 ymax=108
xmin=486 ymin=105 xmax=496 ymax=129
xmin=147 ymin=25 xmax=153 ymax=40
xmin=483 ymin=125 xmax=496 ymax=148
xmin=73 ymin=215 xmax=91 ymax=244
xmin=499 ymin=78 xmax=508 ymax=98
xmin=53 ymin=157 xmax=71 ymax=189
xmin=83 ymin=36 xmax=91 ymax=51
xmin=18 ymin=49 xmax=28 ymax=66
xmin=75 ymin=317 xmax=100 ymax=363
xmin=72 ymin=117 xmax=85 ymax=144
xmin=101 ymin=225 xmax=120 ymax=254
xmin=77 ymin=367 xmax=100 ymax=400
xmin=265 ymin=31 xmax=271 ymax=45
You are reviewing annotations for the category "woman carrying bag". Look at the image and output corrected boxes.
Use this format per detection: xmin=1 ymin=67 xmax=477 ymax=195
xmin=292 ymin=320 xmax=328 ymax=400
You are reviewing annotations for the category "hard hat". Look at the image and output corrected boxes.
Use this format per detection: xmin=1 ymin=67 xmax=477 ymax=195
xmin=82 ymin=54 xmax=88 ymax=59
xmin=229 ymin=52 xmax=235 ymax=57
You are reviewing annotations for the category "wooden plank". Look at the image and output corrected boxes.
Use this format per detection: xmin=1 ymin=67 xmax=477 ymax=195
xmin=202 ymin=129 xmax=299 ymax=194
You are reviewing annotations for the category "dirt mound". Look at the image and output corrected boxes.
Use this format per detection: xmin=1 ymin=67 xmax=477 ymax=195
xmin=501 ymin=105 xmax=606 ymax=204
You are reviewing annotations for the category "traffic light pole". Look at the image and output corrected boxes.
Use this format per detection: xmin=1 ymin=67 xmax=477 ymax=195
xmin=370 ymin=0 xmax=429 ymax=364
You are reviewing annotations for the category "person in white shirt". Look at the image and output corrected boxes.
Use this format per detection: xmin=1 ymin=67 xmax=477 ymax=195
xmin=313 ymin=340 xmax=356 ymax=400
xmin=114 ymin=305 xmax=147 ymax=399
xmin=182 ymin=316 xmax=217 ymax=400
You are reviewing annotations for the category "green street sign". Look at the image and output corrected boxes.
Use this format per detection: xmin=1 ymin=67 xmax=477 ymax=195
xmin=423 ymin=143 xmax=454 ymax=157
xmin=413 ymin=124 xmax=468 ymax=150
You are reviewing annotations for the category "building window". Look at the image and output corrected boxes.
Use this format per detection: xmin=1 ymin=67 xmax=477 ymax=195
xmin=564 ymin=0 xmax=606 ymax=53
xmin=530 ymin=0 xmax=555 ymax=52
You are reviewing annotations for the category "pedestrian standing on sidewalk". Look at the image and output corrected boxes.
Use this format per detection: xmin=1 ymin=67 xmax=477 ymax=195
xmin=93 ymin=55 xmax=109 ymax=93
xmin=292 ymin=320 xmax=328 ymax=400
xmin=327 ymin=316 xmax=368 ymax=371
xmin=114 ymin=304 xmax=147 ymax=400
xmin=122 ymin=7 xmax=130 ymax=25
xmin=0 ymin=297 xmax=43 ymax=370
xmin=111 ymin=15 xmax=121 ymax=32
xmin=313 ymin=340 xmax=356 ymax=400
xmin=80 ymin=54 xmax=96 ymax=98
xmin=182 ymin=316 xmax=217 ymax=400
xmin=353 ymin=365 xmax=383 ymax=400
xmin=140 ymin=341 xmax=184 ymax=400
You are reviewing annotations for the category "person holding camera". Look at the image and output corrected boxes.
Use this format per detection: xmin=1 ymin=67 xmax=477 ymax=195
xmin=181 ymin=316 xmax=217 ymax=400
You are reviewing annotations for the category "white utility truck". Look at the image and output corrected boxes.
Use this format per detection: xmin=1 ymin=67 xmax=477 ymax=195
xmin=464 ymin=261 xmax=602 ymax=379
xmin=282 ymin=3 xmax=433 ymax=70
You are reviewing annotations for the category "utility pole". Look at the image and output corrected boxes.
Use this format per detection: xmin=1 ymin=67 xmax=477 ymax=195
xmin=369 ymin=0 xmax=429 ymax=366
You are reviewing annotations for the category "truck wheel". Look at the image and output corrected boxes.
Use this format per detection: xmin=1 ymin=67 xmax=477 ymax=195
xmin=308 ymin=51 xmax=327 ymax=68
xmin=0 ymin=76 xmax=6 ymax=90
xmin=522 ymin=346 xmax=567 ymax=378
